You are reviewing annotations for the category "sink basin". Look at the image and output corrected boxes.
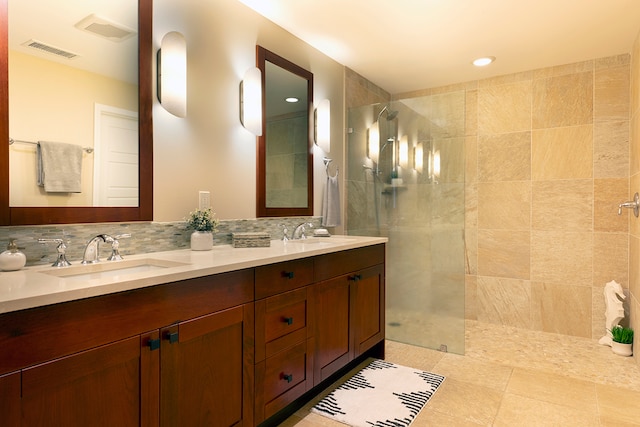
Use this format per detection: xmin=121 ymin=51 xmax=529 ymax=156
xmin=41 ymin=258 xmax=189 ymax=281
xmin=287 ymin=237 xmax=357 ymax=244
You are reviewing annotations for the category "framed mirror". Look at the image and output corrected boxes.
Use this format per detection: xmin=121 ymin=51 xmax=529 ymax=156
xmin=0 ymin=0 xmax=152 ymax=225
xmin=256 ymin=45 xmax=313 ymax=217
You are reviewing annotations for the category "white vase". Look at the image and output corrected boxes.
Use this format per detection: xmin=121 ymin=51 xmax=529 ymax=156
xmin=611 ymin=341 xmax=633 ymax=357
xmin=190 ymin=231 xmax=213 ymax=251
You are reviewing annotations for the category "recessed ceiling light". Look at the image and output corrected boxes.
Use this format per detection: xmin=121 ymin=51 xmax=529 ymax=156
xmin=285 ymin=97 xmax=299 ymax=103
xmin=472 ymin=56 xmax=495 ymax=67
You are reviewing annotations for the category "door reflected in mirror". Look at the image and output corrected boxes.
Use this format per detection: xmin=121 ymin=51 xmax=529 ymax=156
xmin=8 ymin=0 xmax=139 ymax=207
xmin=257 ymin=46 xmax=313 ymax=217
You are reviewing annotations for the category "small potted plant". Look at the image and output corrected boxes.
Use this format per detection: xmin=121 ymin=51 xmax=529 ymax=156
xmin=186 ymin=208 xmax=219 ymax=251
xmin=610 ymin=325 xmax=634 ymax=357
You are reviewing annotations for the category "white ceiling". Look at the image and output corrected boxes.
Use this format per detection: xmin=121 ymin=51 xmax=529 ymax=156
xmin=237 ymin=0 xmax=640 ymax=94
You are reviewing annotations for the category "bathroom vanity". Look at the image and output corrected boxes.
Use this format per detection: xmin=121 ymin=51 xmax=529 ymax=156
xmin=0 ymin=236 xmax=386 ymax=426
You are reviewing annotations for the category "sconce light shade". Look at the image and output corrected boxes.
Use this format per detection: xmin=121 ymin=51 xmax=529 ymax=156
xmin=399 ymin=135 xmax=409 ymax=168
xmin=433 ymin=150 xmax=441 ymax=178
xmin=314 ymin=99 xmax=331 ymax=152
xmin=157 ymin=31 xmax=187 ymax=118
xmin=240 ymin=67 xmax=263 ymax=136
xmin=414 ymin=143 xmax=424 ymax=173
xmin=367 ymin=121 xmax=380 ymax=163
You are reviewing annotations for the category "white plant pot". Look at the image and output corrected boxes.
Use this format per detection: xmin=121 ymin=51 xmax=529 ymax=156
xmin=190 ymin=231 xmax=213 ymax=251
xmin=611 ymin=341 xmax=633 ymax=357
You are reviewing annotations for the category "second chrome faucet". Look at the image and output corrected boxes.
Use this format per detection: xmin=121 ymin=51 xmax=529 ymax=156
xmin=82 ymin=234 xmax=131 ymax=264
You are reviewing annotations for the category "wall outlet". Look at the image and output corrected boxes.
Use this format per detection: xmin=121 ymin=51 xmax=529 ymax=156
xmin=199 ymin=191 xmax=211 ymax=210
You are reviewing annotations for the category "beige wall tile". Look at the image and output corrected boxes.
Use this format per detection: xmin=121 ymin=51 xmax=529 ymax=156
xmin=532 ymin=60 xmax=593 ymax=79
xmin=631 ymin=113 xmax=640 ymax=176
xmin=532 ymin=72 xmax=593 ymax=129
xmin=465 ymin=89 xmax=477 ymax=137
xmin=465 ymin=274 xmax=477 ymax=319
xmin=631 ymin=173 xmax=640 ymax=237
xmin=531 ymin=126 xmax=593 ymax=180
xmin=594 ymin=178 xmax=629 ymax=232
xmin=592 ymin=286 xmax=607 ymax=340
xmin=478 ymin=230 xmax=530 ymax=279
xmin=531 ymin=231 xmax=593 ymax=285
xmin=593 ymin=232 xmax=629 ymax=288
xmin=594 ymin=121 xmax=629 ymax=178
xmin=595 ymin=54 xmax=630 ymax=70
xmin=478 ymin=181 xmax=531 ymax=230
xmin=594 ymin=66 xmax=630 ymax=122
xmin=465 ymin=136 xmax=478 ymax=184
xmin=630 ymin=236 xmax=640 ymax=300
xmin=465 ymin=229 xmax=478 ymax=275
xmin=478 ymin=81 xmax=532 ymax=135
xmin=531 ymin=282 xmax=592 ymax=337
xmin=478 ymin=132 xmax=531 ymax=182
xmin=532 ymin=180 xmax=593 ymax=232
xmin=476 ymin=276 xmax=531 ymax=328
xmin=465 ymin=182 xmax=478 ymax=229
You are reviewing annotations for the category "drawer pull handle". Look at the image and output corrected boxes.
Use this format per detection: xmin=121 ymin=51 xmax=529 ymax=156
xmin=349 ymin=274 xmax=362 ymax=282
xmin=283 ymin=271 xmax=295 ymax=279
xmin=148 ymin=338 xmax=160 ymax=351
xmin=165 ymin=331 xmax=179 ymax=344
xmin=283 ymin=317 xmax=294 ymax=325
xmin=282 ymin=373 xmax=293 ymax=383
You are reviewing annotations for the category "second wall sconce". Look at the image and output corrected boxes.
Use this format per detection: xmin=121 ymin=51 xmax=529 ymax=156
xmin=314 ymin=99 xmax=331 ymax=152
xmin=240 ymin=67 xmax=263 ymax=136
xmin=157 ymin=31 xmax=187 ymax=118
xmin=413 ymin=143 xmax=424 ymax=173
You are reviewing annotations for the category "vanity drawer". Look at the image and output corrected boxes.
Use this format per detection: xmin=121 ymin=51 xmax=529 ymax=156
xmin=255 ymin=258 xmax=314 ymax=299
xmin=255 ymin=287 xmax=309 ymax=361
xmin=257 ymin=340 xmax=312 ymax=422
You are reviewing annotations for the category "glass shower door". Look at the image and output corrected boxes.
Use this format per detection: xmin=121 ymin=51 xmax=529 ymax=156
xmin=345 ymin=93 xmax=466 ymax=354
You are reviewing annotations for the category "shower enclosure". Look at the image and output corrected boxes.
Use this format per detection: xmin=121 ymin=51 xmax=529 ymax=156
xmin=346 ymin=93 xmax=466 ymax=354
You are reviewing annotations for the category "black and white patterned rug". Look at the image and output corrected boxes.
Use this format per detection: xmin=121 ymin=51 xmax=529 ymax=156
xmin=311 ymin=359 xmax=445 ymax=427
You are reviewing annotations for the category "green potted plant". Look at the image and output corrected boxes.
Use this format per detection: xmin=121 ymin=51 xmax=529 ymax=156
xmin=186 ymin=208 xmax=219 ymax=251
xmin=610 ymin=325 xmax=634 ymax=357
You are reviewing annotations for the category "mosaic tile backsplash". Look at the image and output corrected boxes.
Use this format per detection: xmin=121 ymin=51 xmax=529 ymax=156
xmin=0 ymin=217 xmax=322 ymax=267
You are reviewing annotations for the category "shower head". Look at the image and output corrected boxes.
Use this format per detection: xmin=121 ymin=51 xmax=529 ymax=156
xmin=376 ymin=105 xmax=399 ymax=121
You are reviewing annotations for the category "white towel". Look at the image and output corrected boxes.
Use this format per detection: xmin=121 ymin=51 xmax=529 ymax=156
xmin=322 ymin=172 xmax=341 ymax=227
xmin=36 ymin=141 xmax=83 ymax=193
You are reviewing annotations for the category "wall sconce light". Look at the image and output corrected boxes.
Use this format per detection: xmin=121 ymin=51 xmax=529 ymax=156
xmin=367 ymin=121 xmax=380 ymax=163
xmin=414 ymin=143 xmax=423 ymax=173
xmin=240 ymin=67 xmax=263 ymax=136
xmin=433 ymin=150 xmax=441 ymax=178
xmin=314 ymin=99 xmax=331 ymax=152
xmin=157 ymin=31 xmax=187 ymax=118
xmin=398 ymin=135 xmax=409 ymax=168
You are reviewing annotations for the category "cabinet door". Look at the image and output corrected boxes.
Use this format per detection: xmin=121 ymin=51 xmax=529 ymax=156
xmin=160 ymin=304 xmax=253 ymax=427
xmin=21 ymin=333 xmax=157 ymax=427
xmin=351 ymin=264 xmax=385 ymax=357
xmin=312 ymin=276 xmax=352 ymax=385
xmin=0 ymin=371 xmax=20 ymax=426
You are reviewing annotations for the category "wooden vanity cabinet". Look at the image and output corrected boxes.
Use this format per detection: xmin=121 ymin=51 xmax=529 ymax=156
xmin=0 ymin=269 xmax=255 ymax=427
xmin=312 ymin=245 xmax=385 ymax=385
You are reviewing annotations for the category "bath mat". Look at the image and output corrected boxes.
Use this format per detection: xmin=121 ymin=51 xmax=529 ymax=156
xmin=311 ymin=359 xmax=445 ymax=427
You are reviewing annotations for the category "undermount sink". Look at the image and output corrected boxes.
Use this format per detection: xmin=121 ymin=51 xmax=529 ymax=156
xmin=41 ymin=258 xmax=189 ymax=281
xmin=286 ymin=236 xmax=357 ymax=244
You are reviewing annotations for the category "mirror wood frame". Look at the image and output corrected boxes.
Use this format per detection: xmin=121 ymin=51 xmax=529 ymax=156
xmin=256 ymin=45 xmax=313 ymax=218
xmin=0 ymin=0 xmax=153 ymax=226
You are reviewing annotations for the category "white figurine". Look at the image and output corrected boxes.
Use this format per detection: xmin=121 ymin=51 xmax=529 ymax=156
xmin=598 ymin=280 xmax=626 ymax=346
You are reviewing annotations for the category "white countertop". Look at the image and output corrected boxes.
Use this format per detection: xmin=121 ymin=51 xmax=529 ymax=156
xmin=0 ymin=235 xmax=387 ymax=314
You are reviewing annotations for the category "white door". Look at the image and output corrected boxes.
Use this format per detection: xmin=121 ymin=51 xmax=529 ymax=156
xmin=93 ymin=104 xmax=138 ymax=206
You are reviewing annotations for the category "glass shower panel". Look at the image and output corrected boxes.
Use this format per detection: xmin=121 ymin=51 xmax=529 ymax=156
xmin=346 ymin=93 xmax=466 ymax=354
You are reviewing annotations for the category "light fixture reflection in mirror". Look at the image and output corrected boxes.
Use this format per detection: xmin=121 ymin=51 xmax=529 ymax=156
xmin=399 ymin=135 xmax=409 ymax=168
xmin=314 ymin=99 xmax=330 ymax=152
xmin=240 ymin=67 xmax=262 ymax=136
xmin=157 ymin=31 xmax=186 ymax=118
xmin=367 ymin=121 xmax=380 ymax=163
xmin=414 ymin=143 xmax=424 ymax=173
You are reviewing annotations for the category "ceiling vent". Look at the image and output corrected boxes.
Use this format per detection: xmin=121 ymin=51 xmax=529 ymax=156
xmin=22 ymin=39 xmax=79 ymax=59
xmin=75 ymin=14 xmax=137 ymax=42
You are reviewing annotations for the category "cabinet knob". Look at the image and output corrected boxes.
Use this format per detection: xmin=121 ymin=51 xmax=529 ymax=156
xmin=148 ymin=338 xmax=160 ymax=351
xmin=349 ymin=274 xmax=362 ymax=282
xmin=282 ymin=373 xmax=293 ymax=383
xmin=283 ymin=317 xmax=294 ymax=325
xmin=283 ymin=271 xmax=295 ymax=279
xmin=165 ymin=331 xmax=179 ymax=344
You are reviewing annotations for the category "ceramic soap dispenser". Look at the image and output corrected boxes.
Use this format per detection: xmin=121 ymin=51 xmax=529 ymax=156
xmin=0 ymin=238 xmax=27 ymax=271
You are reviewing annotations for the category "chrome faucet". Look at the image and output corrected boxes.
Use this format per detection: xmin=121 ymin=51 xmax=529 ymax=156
xmin=292 ymin=222 xmax=313 ymax=240
xmin=81 ymin=234 xmax=113 ymax=264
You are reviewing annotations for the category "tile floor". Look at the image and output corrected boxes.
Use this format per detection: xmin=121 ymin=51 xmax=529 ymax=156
xmin=281 ymin=320 xmax=640 ymax=426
